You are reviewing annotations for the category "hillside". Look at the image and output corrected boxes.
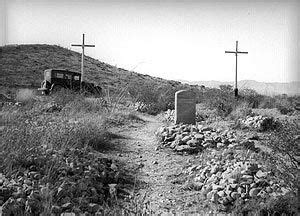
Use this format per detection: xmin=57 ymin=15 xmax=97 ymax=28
xmin=0 ymin=44 xmax=182 ymax=91
xmin=1 ymin=45 xmax=299 ymax=215
xmin=180 ymin=79 xmax=300 ymax=96
xmin=2 ymin=44 xmax=297 ymax=97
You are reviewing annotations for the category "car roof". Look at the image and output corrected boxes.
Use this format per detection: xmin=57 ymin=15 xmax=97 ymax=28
xmin=45 ymin=69 xmax=81 ymax=76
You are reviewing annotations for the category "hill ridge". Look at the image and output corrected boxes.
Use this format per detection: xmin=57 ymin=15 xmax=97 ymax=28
xmin=1 ymin=44 xmax=298 ymax=96
xmin=0 ymin=44 xmax=183 ymax=91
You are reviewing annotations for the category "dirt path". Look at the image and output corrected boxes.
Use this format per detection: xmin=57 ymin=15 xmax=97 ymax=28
xmin=109 ymin=114 xmax=196 ymax=214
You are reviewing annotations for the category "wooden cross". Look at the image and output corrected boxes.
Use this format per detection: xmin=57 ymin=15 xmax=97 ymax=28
xmin=225 ymin=41 xmax=248 ymax=97
xmin=71 ymin=34 xmax=95 ymax=89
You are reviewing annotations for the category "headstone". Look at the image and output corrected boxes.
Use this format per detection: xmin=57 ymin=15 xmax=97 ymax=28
xmin=175 ymin=90 xmax=196 ymax=124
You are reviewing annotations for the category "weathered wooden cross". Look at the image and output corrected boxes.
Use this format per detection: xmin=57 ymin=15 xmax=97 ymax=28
xmin=225 ymin=41 xmax=248 ymax=97
xmin=71 ymin=34 xmax=95 ymax=89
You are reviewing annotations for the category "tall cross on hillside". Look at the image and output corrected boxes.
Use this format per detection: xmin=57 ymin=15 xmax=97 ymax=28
xmin=71 ymin=34 xmax=95 ymax=89
xmin=225 ymin=41 xmax=248 ymax=98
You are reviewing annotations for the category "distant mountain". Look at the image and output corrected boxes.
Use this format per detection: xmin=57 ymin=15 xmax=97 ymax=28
xmin=179 ymin=80 xmax=300 ymax=96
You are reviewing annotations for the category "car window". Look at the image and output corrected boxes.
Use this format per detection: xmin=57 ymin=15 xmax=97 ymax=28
xmin=56 ymin=73 xmax=64 ymax=78
xmin=65 ymin=74 xmax=72 ymax=79
xmin=45 ymin=71 xmax=51 ymax=80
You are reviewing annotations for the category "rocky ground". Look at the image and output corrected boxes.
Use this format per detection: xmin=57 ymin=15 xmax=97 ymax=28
xmin=0 ymin=98 xmax=137 ymax=215
xmin=1 ymin=105 xmax=299 ymax=215
xmin=155 ymin=115 xmax=298 ymax=214
xmin=103 ymin=113 xmax=298 ymax=214
xmin=0 ymin=146 xmax=129 ymax=215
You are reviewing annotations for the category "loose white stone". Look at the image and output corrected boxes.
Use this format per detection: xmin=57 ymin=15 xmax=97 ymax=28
xmin=249 ymin=188 xmax=260 ymax=197
xmin=256 ymin=170 xmax=268 ymax=178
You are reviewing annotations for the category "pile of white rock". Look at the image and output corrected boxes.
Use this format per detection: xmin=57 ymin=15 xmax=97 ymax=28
xmin=240 ymin=115 xmax=277 ymax=131
xmin=156 ymin=124 xmax=238 ymax=154
xmin=162 ymin=110 xmax=205 ymax=123
xmin=157 ymin=122 xmax=294 ymax=210
xmin=183 ymin=149 xmax=292 ymax=209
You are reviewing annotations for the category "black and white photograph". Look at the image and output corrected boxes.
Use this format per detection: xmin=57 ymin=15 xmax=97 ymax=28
xmin=0 ymin=0 xmax=299 ymax=215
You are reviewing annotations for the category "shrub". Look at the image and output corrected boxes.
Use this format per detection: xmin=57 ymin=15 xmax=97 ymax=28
xmin=257 ymin=94 xmax=299 ymax=115
xmin=239 ymin=88 xmax=264 ymax=108
xmin=51 ymin=88 xmax=83 ymax=106
xmin=202 ymin=85 xmax=237 ymax=117
xmin=274 ymin=96 xmax=294 ymax=115
xmin=259 ymin=120 xmax=299 ymax=207
xmin=259 ymin=96 xmax=276 ymax=109
xmin=198 ymin=86 xmax=299 ymax=118
xmin=230 ymin=102 xmax=252 ymax=120
xmin=259 ymin=193 xmax=299 ymax=215
xmin=232 ymin=192 xmax=298 ymax=215
xmin=195 ymin=103 xmax=219 ymax=122
xmin=128 ymin=80 xmax=182 ymax=115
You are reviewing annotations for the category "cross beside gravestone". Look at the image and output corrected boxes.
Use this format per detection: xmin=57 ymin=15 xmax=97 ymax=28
xmin=175 ymin=90 xmax=196 ymax=125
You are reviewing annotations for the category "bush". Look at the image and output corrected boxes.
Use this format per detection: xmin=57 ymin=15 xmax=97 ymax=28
xmin=202 ymin=85 xmax=237 ymax=117
xmin=239 ymin=88 xmax=264 ymax=108
xmin=195 ymin=103 xmax=219 ymax=122
xmin=258 ymin=94 xmax=298 ymax=115
xmin=230 ymin=102 xmax=253 ymax=120
xmin=198 ymin=85 xmax=300 ymax=118
xmin=51 ymin=88 xmax=83 ymax=106
xmin=274 ymin=96 xmax=294 ymax=115
xmin=259 ymin=120 xmax=299 ymax=205
xmin=232 ymin=192 xmax=298 ymax=215
xmin=128 ymin=80 xmax=182 ymax=115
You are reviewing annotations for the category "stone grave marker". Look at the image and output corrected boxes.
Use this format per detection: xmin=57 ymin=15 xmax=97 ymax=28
xmin=175 ymin=90 xmax=196 ymax=124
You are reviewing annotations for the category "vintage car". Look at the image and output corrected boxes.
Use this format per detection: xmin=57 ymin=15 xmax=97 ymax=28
xmin=38 ymin=69 xmax=101 ymax=95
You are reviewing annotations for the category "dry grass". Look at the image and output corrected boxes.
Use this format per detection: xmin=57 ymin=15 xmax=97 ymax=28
xmin=252 ymin=108 xmax=282 ymax=118
xmin=15 ymin=88 xmax=35 ymax=102
xmin=0 ymin=89 xmax=147 ymax=214
xmin=229 ymin=102 xmax=252 ymax=120
xmin=196 ymin=103 xmax=219 ymax=122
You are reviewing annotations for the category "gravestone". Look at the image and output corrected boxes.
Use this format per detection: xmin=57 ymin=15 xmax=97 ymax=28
xmin=175 ymin=90 xmax=196 ymax=124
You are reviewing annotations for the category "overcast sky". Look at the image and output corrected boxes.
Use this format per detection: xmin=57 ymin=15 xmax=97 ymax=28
xmin=0 ymin=0 xmax=299 ymax=82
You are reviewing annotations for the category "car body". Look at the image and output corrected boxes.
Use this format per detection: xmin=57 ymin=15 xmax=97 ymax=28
xmin=38 ymin=69 xmax=101 ymax=95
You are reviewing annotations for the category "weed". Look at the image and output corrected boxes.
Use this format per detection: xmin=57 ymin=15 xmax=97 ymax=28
xmin=232 ymin=192 xmax=298 ymax=215
xmin=128 ymin=80 xmax=182 ymax=115
xmin=105 ymin=111 xmax=144 ymax=127
xmin=0 ymin=89 xmax=149 ymax=214
xmin=262 ymin=120 xmax=299 ymax=188
xmin=230 ymin=102 xmax=253 ymax=121
xmin=51 ymin=88 xmax=83 ymax=106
